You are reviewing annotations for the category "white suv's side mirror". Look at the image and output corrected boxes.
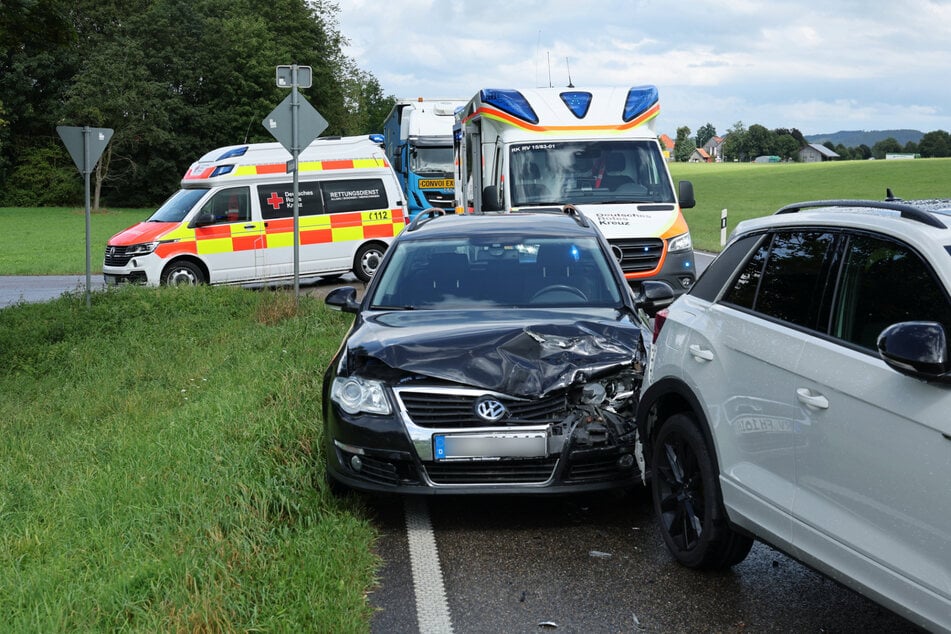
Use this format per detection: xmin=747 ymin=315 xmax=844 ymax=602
xmin=877 ymin=321 xmax=951 ymax=383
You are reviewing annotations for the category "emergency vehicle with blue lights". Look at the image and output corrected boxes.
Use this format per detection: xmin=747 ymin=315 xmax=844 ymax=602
xmin=103 ymin=135 xmax=406 ymax=286
xmin=453 ymin=86 xmax=697 ymax=294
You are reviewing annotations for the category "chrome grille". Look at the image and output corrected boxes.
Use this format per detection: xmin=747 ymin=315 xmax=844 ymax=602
xmin=609 ymin=237 xmax=664 ymax=273
xmin=396 ymin=388 xmax=568 ymax=428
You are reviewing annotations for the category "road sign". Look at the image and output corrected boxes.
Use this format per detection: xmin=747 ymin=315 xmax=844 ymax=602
xmin=57 ymin=126 xmax=113 ymax=174
xmin=276 ymin=65 xmax=312 ymax=89
xmin=56 ymin=125 xmax=115 ymax=307
xmin=262 ymin=93 xmax=328 ymax=154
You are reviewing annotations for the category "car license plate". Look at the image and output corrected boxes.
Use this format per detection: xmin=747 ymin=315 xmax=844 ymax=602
xmin=433 ymin=432 xmax=547 ymax=461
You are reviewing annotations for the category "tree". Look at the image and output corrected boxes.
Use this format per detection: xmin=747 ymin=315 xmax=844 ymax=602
xmin=871 ymin=137 xmax=902 ymax=159
xmin=721 ymin=121 xmax=747 ymax=161
xmin=674 ymin=126 xmax=696 ymax=162
xmin=695 ymin=122 xmax=716 ymax=149
xmin=0 ymin=0 xmax=390 ymax=207
xmin=745 ymin=124 xmax=773 ymax=159
xmin=917 ymin=130 xmax=951 ymax=158
xmin=773 ymin=133 xmax=801 ymax=161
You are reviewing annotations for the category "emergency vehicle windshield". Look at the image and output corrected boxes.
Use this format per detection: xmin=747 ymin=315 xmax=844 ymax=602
xmin=148 ymin=188 xmax=209 ymax=223
xmin=509 ymin=140 xmax=674 ymax=208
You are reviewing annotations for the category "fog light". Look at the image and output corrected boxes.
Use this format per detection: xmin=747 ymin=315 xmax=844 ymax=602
xmin=679 ymin=276 xmax=693 ymax=288
xmin=350 ymin=455 xmax=363 ymax=472
xmin=617 ymin=453 xmax=635 ymax=469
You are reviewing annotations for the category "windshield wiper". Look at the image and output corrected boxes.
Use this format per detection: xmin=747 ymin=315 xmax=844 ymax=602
xmin=370 ymin=305 xmax=417 ymax=311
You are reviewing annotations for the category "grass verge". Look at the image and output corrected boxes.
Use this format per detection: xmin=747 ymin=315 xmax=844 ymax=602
xmin=0 ymin=285 xmax=376 ymax=632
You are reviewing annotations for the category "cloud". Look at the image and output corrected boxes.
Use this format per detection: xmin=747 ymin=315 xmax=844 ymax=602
xmin=337 ymin=0 xmax=951 ymax=135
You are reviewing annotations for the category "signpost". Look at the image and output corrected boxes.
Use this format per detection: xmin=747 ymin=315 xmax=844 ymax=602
xmin=263 ymin=65 xmax=327 ymax=303
xmin=57 ymin=125 xmax=114 ymax=307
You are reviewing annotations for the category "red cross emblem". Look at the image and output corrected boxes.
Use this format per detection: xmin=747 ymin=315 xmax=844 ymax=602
xmin=265 ymin=192 xmax=284 ymax=210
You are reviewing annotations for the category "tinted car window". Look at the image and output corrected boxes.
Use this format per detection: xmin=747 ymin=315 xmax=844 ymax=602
xmin=198 ymin=187 xmax=250 ymax=224
xmin=690 ymin=233 xmax=763 ymax=302
xmin=833 ymin=234 xmax=951 ymax=349
xmin=723 ymin=231 xmax=835 ymax=329
xmin=369 ymin=235 xmax=622 ymax=309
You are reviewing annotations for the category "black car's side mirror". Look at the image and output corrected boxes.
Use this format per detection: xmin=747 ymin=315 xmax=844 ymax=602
xmin=325 ymin=286 xmax=361 ymax=314
xmin=877 ymin=321 xmax=951 ymax=383
xmin=637 ymin=280 xmax=675 ymax=317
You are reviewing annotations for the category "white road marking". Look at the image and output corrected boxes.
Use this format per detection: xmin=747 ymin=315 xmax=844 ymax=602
xmin=404 ymin=497 xmax=454 ymax=633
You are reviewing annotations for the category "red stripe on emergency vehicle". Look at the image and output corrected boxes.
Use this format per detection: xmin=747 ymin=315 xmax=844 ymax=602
xmin=182 ymin=167 xmax=216 ymax=181
xmin=256 ymin=163 xmax=286 ymax=174
xmin=465 ymin=102 xmax=660 ymax=133
xmin=322 ymin=159 xmax=355 ymax=170
xmin=301 ymin=229 xmax=333 ymax=245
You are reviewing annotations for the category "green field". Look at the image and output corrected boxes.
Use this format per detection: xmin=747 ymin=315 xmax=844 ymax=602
xmin=670 ymin=158 xmax=951 ymax=251
xmin=1 ymin=159 xmax=949 ymax=275
xmin=0 ymin=286 xmax=373 ymax=631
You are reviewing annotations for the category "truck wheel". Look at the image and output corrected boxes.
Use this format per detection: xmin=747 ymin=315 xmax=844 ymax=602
xmin=651 ymin=413 xmax=753 ymax=569
xmin=161 ymin=260 xmax=205 ymax=286
xmin=353 ymin=243 xmax=385 ymax=283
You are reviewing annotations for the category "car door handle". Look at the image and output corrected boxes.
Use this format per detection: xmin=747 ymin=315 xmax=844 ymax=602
xmin=688 ymin=344 xmax=714 ymax=362
xmin=244 ymin=224 xmax=256 ymax=230
xmin=796 ymin=388 xmax=829 ymax=410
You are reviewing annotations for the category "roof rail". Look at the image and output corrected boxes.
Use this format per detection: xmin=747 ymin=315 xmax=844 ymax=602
xmin=406 ymin=207 xmax=447 ymax=232
xmin=561 ymin=204 xmax=590 ymax=228
xmin=774 ymin=199 xmax=946 ymax=229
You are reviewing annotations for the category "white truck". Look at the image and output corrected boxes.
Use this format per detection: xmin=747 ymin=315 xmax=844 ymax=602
xmin=382 ymin=98 xmax=467 ymax=218
xmin=453 ymin=86 xmax=697 ymax=294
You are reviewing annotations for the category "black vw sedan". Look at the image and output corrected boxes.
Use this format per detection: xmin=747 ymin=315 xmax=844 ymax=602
xmin=322 ymin=209 xmax=672 ymax=494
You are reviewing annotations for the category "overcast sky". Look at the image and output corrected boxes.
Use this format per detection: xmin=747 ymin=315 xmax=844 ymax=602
xmin=336 ymin=0 xmax=951 ymax=137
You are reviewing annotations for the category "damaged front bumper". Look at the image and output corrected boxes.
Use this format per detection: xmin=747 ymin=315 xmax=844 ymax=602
xmin=325 ymin=380 xmax=643 ymax=495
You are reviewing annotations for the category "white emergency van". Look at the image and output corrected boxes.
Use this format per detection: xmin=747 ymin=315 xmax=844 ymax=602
xmin=453 ymin=86 xmax=697 ymax=294
xmin=103 ymin=135 xmax=406 ymax=286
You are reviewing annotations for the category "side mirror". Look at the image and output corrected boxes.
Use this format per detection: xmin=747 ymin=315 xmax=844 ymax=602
xmin=636 ymin=280 xmax=675 ymax=317
xmin=393 ymin=145 xmax=405 ymax=172
xmin=482 ymin=185 xmax=502 ymax=212
xmin=877 ymin=321 xmax=951 ymax=383
xmin=678 ymin=180 xmax=696 ymax=209
xmin=191 ymin=212 xmax=215 ymax=228
xmin=325 ymin=286 xmax=361 ymax=314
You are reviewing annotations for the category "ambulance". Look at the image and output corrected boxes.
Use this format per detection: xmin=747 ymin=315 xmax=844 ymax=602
xmin=103 ymin=135 xmax=406 ymax=286
xmin=453 ymin=86 xmax=697 ymax=294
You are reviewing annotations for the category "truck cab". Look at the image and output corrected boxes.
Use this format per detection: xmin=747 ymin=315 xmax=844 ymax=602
xmin=382 ymin=98 xmax=467 ymax=218
xmin=454 ymin=86 xmax=697 ymax=294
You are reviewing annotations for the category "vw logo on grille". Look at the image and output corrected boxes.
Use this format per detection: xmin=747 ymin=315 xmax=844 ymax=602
xmin=474 ymin=397 xmax=508 ymax=422
xmin=108 ymin=246 xmax=116 ymax=256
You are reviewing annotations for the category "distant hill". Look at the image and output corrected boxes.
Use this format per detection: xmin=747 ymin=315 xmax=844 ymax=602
xmin=805 ymin=129 xmax=923 ymax=148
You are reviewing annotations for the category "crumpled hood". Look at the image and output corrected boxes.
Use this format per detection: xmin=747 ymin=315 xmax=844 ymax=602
xmin=344 ymin=309 xmax=646 ymax=398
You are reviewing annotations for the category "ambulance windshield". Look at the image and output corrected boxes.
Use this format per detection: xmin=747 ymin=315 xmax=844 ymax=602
xmin=509 ymin=140 xmax=674 ymax=207
xmin=148 ymin=188 xmax=209 ymax=222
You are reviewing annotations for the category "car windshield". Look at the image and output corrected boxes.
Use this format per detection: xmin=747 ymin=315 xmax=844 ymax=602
xmin=411 ymin=145 xmax=454 ymax=175
xmin=147 ymin=188 xmax=209 ymax=222
xmin=509 ymin=140 xmax=674 ymax=207
xmin=369 ymin=235 xmax=623 ymax=309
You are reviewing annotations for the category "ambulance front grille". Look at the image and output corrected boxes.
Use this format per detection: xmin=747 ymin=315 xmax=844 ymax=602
xmin=609 ymin=238 xmax=664 ymax=273
xmin=104 ymin=245 xmax=134 ymax=267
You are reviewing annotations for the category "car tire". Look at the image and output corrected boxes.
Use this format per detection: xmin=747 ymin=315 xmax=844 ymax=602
xmin=353 ymin=242 xmax=385 ymax=283
xmin=651 ymin=412 xmax=753 ymax=569
xmin=161 ymin=260 xmax=205 ymax=285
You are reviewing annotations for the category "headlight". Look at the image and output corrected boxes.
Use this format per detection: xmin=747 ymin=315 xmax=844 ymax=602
xmin=667 ymin=232 xmax=692 ymax=253
xmin=125 ymin=241 xmax=159 ymax=256
xmin=331 ymin=376 xmax=391 ymax=415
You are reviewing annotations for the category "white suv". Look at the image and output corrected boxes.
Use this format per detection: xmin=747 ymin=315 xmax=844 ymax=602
xmin=636 ymin=198 xmax=951 ymax=633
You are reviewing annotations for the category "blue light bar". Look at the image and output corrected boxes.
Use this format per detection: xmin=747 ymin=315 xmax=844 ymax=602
xmin=210 ymin=165 xmax=234 ymax=177
xmin=480 ymin=89 xmax=539 ymax=124
xmin=369 ymin=133 xmax=384 ymax=145
xmin=622 ymin=86 xmax=659 ymax=122
xmin=560 ymin=91 xmax=592 ymax=119
xmin=217 ymin=146 xmax=248 ymax=160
